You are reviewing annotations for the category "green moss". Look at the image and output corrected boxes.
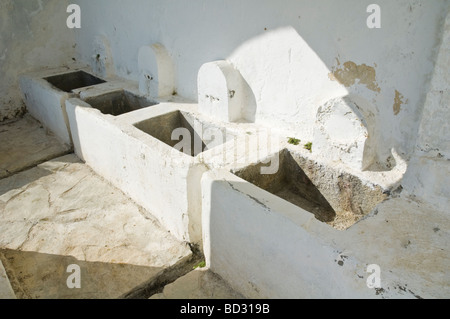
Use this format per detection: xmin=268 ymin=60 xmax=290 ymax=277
xmin=287 ymin=137 xmax=301 ymax=146
xmin=304 ymin=142 xmax=312 ymax=152
xmin=193 ymin=261 xmax=206 ymax=270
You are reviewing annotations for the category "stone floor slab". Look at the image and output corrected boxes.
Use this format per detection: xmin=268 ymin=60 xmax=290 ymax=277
xmin=0 ymin=154 xmax=192 ymax=299
xmin=0 ymin=258 xmax=15 ymax=299
xmin=0 ymin=114 xmax=71 ymax=179
xmin=150 ymin=268 xmax=245 ymax=299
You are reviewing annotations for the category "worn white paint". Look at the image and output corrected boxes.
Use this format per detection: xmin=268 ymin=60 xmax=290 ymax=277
xmin=0 ymin=0 xmax=76 ymax=121
xmin=19 ymin=67 xmax=74 ymax=146
xmin=313 ymin=96 xmax=370 ymax=171
xmin=12 ymin=0 xmax=450 ymax=299
xmin=198 ymin=60 xmax=252 ymax=123
xmin=72 ymin=0 xmax=448 ymax=168
xmin=64 ymin=76 xmax=285 ymax=243
xmin=91 ymin=35 xmax=115 ymax=79
xmin=202 ymin=167 xmax=450 ymax=298
xmin=66 ymin=88 xmax=241 ymax=243
xmin=18 ymin=67 xmax=108 ymax=147
xmin=67 ymin=100 xmax=197 ymax=243
xmin=403 ymin=7 xmax=450 ymax=212
xmin=138 ymin=44 xmax=175 ymax=98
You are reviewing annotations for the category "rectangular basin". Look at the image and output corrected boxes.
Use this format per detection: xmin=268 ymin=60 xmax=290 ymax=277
xmin=233 ymin=149 xmax=387 ymax=229
xmin=83 ymin=90 xmax=156 ymax=116
xmin=134 ymin=110 xmax=233 ymax=157
xmin=44 ymin=70 xmax=106 ymax=93
xmin=66 ymin=101 xmax=234 ymax=243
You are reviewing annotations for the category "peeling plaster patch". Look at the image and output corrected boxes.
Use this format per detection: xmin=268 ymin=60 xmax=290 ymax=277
xmin=329 ymin=61 xmax=381 ymax=93
xmin=393 ymin=90 xmax=406 ymax=115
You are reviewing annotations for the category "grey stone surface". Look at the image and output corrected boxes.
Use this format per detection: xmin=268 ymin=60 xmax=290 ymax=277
xmin=150 ymin=268 xmax=245 ymax=299
xmin=0 ymin=154 xmax=192 ymax=299
xmin=0 ymin=258 xmax=15 ymax=299
xmin=0 ymin=114 xmax=71 ymax=179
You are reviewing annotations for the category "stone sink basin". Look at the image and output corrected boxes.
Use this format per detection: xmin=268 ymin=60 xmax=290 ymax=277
xmin=44 ymin=70 xmax=106 ymax=93
xmin=82 ymin=90 xmax=157 ymax=116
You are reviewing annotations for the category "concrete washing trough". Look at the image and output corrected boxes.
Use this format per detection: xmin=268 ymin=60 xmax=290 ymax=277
xmin=134 ymin=110 xmax=234 ymax=157
xmin=66 ymin=99 xmax=239 ymax=244
xmin=20 ymin=68 xmax=109 ymax=147
xmin=233 ymin=148 xmax=388 ymax=230
xmin=44 ymin=70 xmax=106 ymax=93
xmin=201 ymin=145 xmax=449 ymax=298
xmin=83 ymin=90 xmax=156 ymax=116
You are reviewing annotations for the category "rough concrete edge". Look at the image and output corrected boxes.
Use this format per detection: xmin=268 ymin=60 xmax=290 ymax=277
xmin=0 ymin=113 xmax=73 ymax=180
xmin=0 ymin=149 xmax=73 ymax=180
xmin=0 ymin=255 xmax=16 ymax=299
xmin=0 ymin=251 xmax=21 ymax=299
xmin=120 ymin=244 xmax=203 ymax=299
xmin=150 ymin=268 xmax=247 ymax=300
xmin=0 ymin=147 xmax=72 ymax=181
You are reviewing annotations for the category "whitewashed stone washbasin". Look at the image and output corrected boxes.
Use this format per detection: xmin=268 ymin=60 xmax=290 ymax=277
xmin=20 ymin=68 xmax=108 ymax=147
xmin=200 ymin=147 xmax=413 ymax=299
xmin=66 ymin=99 xmax=243 ymax=244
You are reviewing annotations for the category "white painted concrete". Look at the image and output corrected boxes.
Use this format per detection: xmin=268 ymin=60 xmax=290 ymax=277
xmin=202 ymin=168 xmax=450 ymax=298
xmin=19 ymin=67 xmax=108 ymax=147
xmin=138 ymin=44 xmax=175 ymax=98
xmin=67 ymin=100 xmax=197 ymax=243
xmin=313 ymin=95 xmax=371 ymax=171
xmin=198 ymin=60 xmax=253 ymax=123
xmin=72 ymin=0 xmax=448 ymax=169
xmin=19 ymin=68 xmax=74 ymax=146
xmin=9 ymin=0 xmax=449 ymax=299
xmin=92 ymin=35 xmax=115 ymax=79
xmin=66 ymin=89 xmax=242 ymax=243
xmin=402 ymin=7 xmax=450 ymax=212
xmin=0 ymin=0 xmax=76 ymax=121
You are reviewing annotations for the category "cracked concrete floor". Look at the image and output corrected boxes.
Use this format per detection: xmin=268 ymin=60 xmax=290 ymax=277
xmin=0 ymin=115 xmax=71 ymax=179
xmin=0 ymin=114 xmax=243 ymax=299
xmin=0 ymin=154 xmax=192 ymax=298
xmin=0 ymin=115 xmax=195 ymax=298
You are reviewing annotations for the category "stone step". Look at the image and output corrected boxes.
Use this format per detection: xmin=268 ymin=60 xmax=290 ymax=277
xmin=0 ymin=114 xmax=72 ymax=179
xmin=149 ymin=268 xmax=245 ymax=299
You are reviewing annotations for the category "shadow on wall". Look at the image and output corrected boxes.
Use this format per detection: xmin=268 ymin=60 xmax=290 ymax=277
xmin=73 ymin=1 xmax=447 ymax=169
xmin=224 ymin=17 xmax=444 ymax=171
xmin=209 ymin=2 xmax=444 ymax=169
xmin=226 ymin=26 xmax=396 ymax=171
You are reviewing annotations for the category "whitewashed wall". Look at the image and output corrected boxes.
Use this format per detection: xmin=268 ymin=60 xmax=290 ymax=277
xmin=2 ymin=0 xmax=449 ymax=214
xmin=0 ymin=0 xmax=76 ymax=121
xmin=403 ymin=9 xmax=450 ymax=211
xmin=73 ymin=0 xmax=449 ymax=167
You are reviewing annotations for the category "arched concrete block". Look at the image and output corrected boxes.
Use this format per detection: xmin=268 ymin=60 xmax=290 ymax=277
xmin=92 ymin=35 xmax=114 ymax=78
xmin=313 ymin=96 xmax=374 ymax=171
xmin=198 ymin=60 xmax=249 ymax=123
xmin=138 ymin=43 xmax=175 ymax=98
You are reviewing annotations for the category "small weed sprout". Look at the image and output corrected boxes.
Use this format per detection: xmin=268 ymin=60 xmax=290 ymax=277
xmin=288 ymin=137 xmax=301 ymax=146
xmin=193 ymin=261 xmax=206 ymax=270
xmin=304 ymin=142 xmax=312 ymax=152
